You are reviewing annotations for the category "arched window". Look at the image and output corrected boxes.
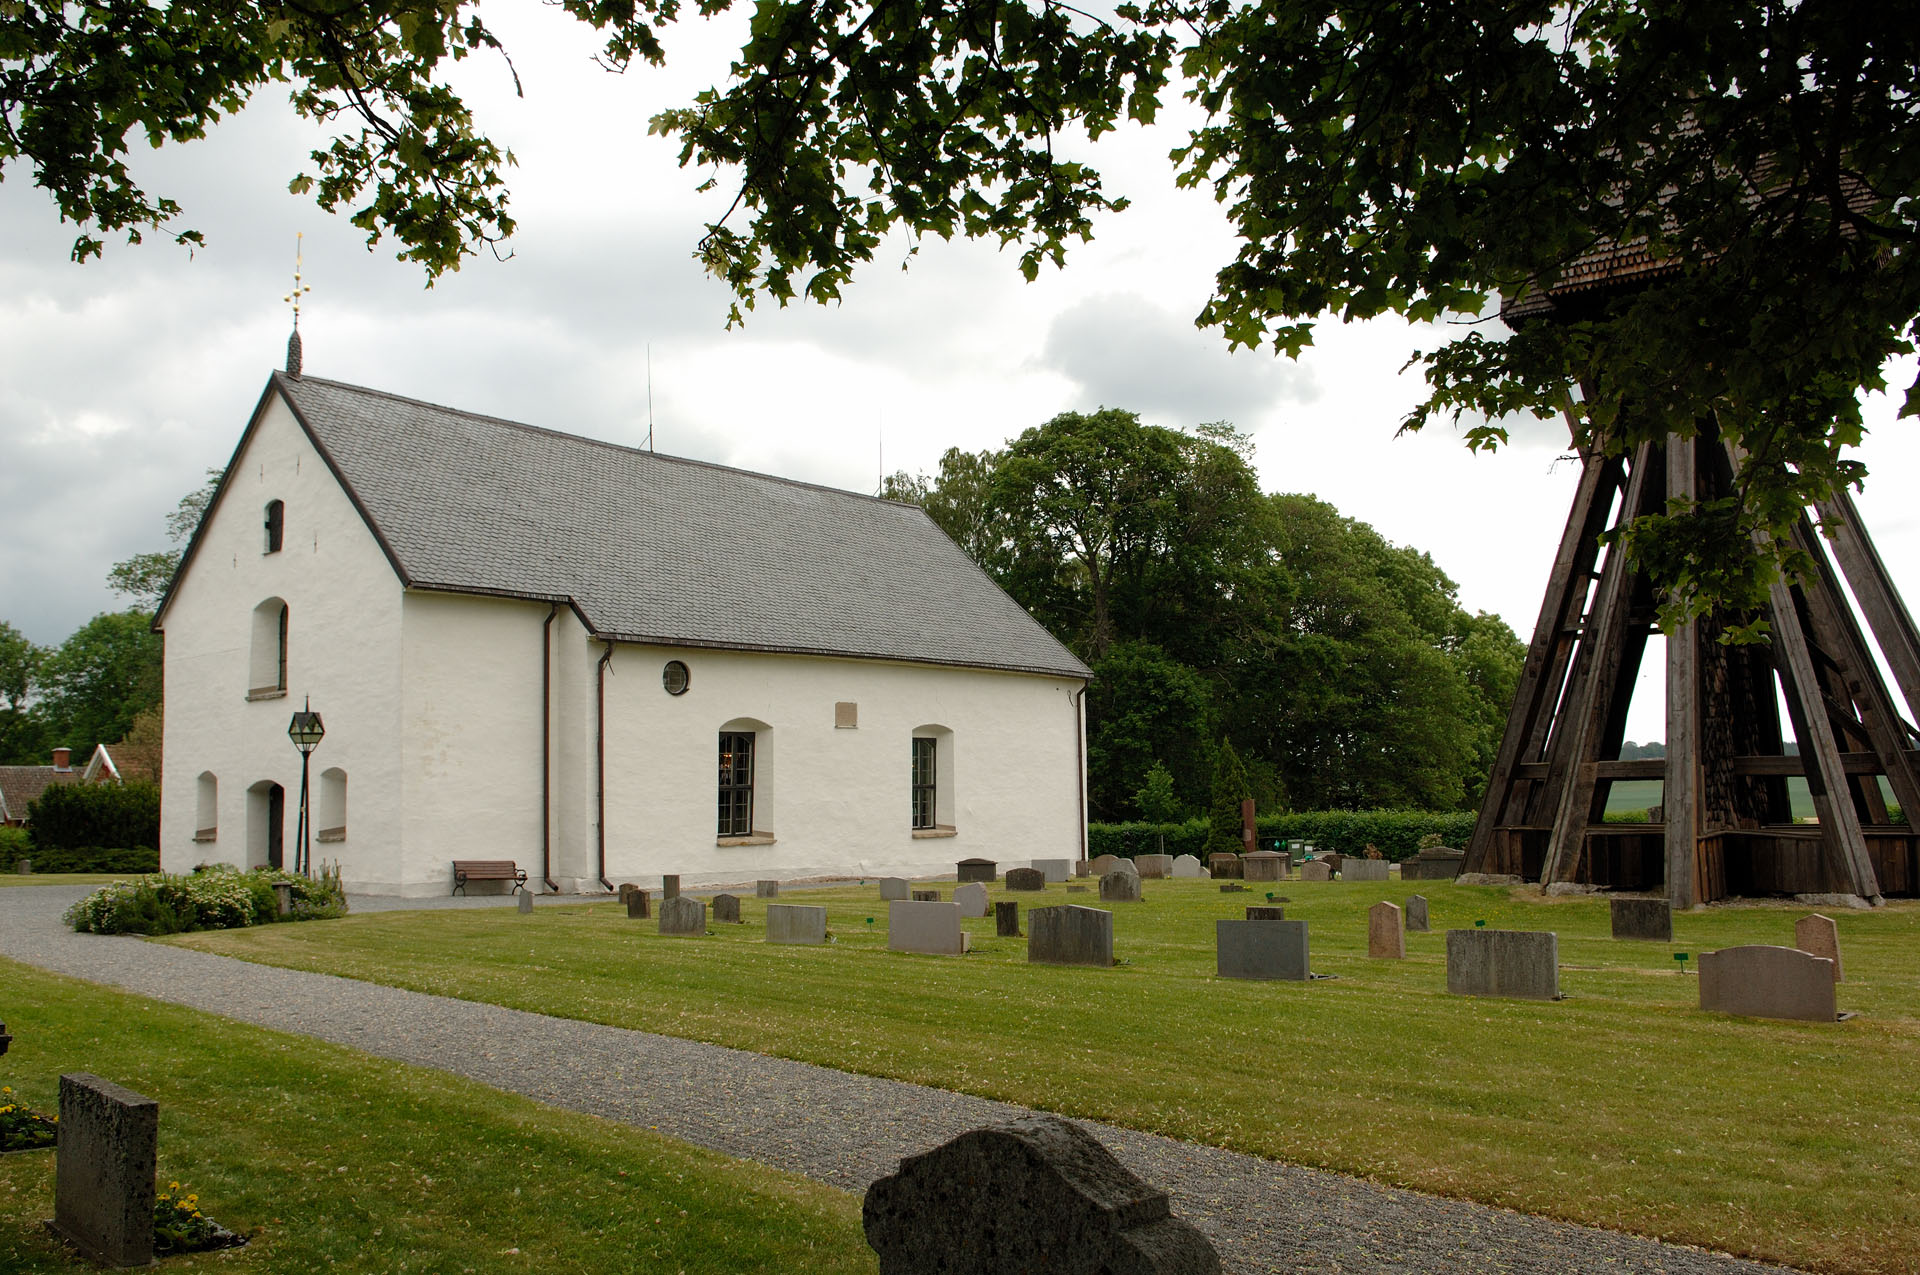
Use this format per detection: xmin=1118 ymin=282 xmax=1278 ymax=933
xmin=264 ymin=499 xmax=285 ymax=553
xmin=717 ymin=717 xmax=774 ymax=842
xmin=248 ymin=598 xmax=288 ymax=698
xmin=911 ymin=725 xmax=956 ymax=834
xmin=318 ymin=767 xmax=347 ymax=842
xmin=194 ymin=772 xmax=218 ymax=843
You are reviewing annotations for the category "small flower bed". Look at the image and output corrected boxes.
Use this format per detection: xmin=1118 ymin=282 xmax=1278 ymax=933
xmin=155 ymin=1180 xmax=247 ymax=1255
xmin=0 ymin=1085 xmax=57 ymax=1151
xmin=64 ymin=864 xmax=348 ymax=935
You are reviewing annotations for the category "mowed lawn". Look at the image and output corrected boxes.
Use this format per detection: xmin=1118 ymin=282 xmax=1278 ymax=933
xmin=0 ymin=960 xmax=874 ymax=1273
xmin=170 ymin=879 xmax=1920 ymax=1274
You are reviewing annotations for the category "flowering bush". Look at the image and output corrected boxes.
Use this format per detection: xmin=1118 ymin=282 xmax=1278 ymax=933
xmin=155 ymin=1179 xmax=246 ymax=1254
xmin=63 ymin=865 xmax=348 ymax=935
xmin=0 ymin=1085 xmax=57 ymax=1150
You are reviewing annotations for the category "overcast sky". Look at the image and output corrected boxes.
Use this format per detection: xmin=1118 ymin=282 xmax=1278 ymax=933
xmin=3 ymin=9 xmax=1916 ymax=744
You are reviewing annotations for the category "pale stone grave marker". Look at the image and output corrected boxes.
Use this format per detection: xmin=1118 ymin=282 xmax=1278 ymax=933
xmin=766 ymin=904 xmax=827 ymax=945
xmin=1343 ymin=858 xmax=1390 ymax=882
xmin=1611 ymin=897 xmax=1672 ymax=941
xmin=955 ymin=882 xmax=989 ymax=918
xmin=995 ymin=901 xmax=1021 ymax=937
xmin=1208 ymin=853 xmax=1242 ymax=879
xmin=53 ymin=1073 xmax=157 ymax=1268
xmin=658 ymin=895 xmax=706 ymax=936
xmin=1369 ymin=901 xmax=1405 ymax=958
xmin=1171 ymin=854 xmax=1207 ymax=878
xmin=712 ymin=893 xmax=743 ymax=923
xmin=1699 ymin=945 xmax=1837 ymax=1022
xmin=1446 ymin=930 xmax=1560 ymax=1000
xmin=1028 ymin=905 xmax=1114 ymax=968
xmin=1794 ymin=913 xmax=1843 ymax=982
xmin=888 ymin=900 xmax=971 ymax=955
xmin=1088 ymin=854 xmax=1120 ymax=875
xmin=862 ymin=1113 xmax=1220 ymax=1275
xmin=1404 ymin=894 xmax=1430 ymax=933
xmin=517 ymin=891 xmax=534 ymax=915
xmin=1098 ymin=871 xmax=1142 ymax=903
xmin=879 ymin=877 xmax=911 ymax=901
xmin=1033 ymin=858 xmax=1072 ymax=883
xmin=756 ymin=880 xmax=780 ymax=898
xmin=1005 ymin=868 xmax=1046 ymax=892
xmin=1243 ymin=851 xmax=1286 ymax=882
xmin=1298 ymin=861 xmax=1332 ymax=882
xmin=1133 ymin=853 xmax=1173 ymax=879
xmin=1215 ymin=919 xmax=1310 ymax=981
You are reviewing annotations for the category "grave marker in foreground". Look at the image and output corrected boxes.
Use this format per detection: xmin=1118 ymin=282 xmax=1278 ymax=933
xmin=1005 ymin=868 xmax=1046 ymax=892
xmin=1098 ymin=871 xmax=1142 ymax=903
xmin=1794 ymin=914 xmax=1843 ymax=983
xmin=1699 ymin=945 xmax=1837 ymax=1022
xmin=888 ymin=901 xmax=971 ymax=956
xmin=1027 ymin=905 xmax=1114 ymax=967
xmin=955 ymin=882 xmax=989 ymax=917
xmin=626 ymin=888 xmax=651 ymax=919
xmin=1368 ymin=902 xmax=1405 ymax=958
xmin=1446 ymin=930 xmax=1560 ymax=1000
xmin=1215 ymin=919 xmax=1310 ymax=981
xmin=766 ymin=904 xmax=827 ymax=945
xmin=53 ymin=1073 xmax=158 ymax=1268
xmin=712 ymin=893 xmax=743 ymax=923
xmin=995 ymin=901 xmax=1022 ymax=937
xmin=658 ymin=896 xmax=707 ymax=936
xmin=1404 ymin=894 xmax=1430 ymax=933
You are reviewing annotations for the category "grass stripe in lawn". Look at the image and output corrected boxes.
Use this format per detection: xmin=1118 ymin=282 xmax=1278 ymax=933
xmin=0 ymin=958 xmax=874 ymax=1273
xmin=171 ymin=880 xmax=1920 ymax=1274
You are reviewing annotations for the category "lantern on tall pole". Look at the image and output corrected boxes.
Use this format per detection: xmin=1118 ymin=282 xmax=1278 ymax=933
xmin=287 ymin=698 xmax=325 ymax=877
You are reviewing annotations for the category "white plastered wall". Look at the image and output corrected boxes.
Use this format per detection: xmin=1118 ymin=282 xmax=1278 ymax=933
xmin=158 ymin=391 xmax=405 ymax=887
xmin=596 ymin=643 xmax=1086 ymax=887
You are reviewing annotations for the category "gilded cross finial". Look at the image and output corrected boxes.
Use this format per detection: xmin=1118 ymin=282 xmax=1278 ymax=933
xmin=284 ymin=232 xmax=310 ymax=377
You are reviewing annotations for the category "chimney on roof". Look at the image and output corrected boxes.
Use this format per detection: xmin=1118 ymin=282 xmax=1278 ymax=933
xmin=52 ymin=747 xmax=70 ymax=771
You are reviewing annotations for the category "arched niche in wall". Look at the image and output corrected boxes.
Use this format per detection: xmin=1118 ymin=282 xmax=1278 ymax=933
xmin=249 ymin=598 xmax=288 ymax=698
xmin=717 ymin=716 xmax=773 ymax=841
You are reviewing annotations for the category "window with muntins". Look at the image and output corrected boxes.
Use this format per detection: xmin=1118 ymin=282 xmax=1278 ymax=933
xmin=718 ymin=731 xmax=755 ymax=836
xmin=912 ymin=736 xmax=937 ymax=829
xmin=265 ymin=500 xmax=284 ymax=553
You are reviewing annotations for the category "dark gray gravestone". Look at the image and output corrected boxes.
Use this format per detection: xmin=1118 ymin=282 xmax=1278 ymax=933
xmin=517 ymin=891 xmax=534 ymax=915
xmin=756 ymin=880 xmax=780 ymax=899
xmin=1098 ymin=871 xmax=1141 ymax=903
xmin=766 ymin=904 xmax=827 ymax=945
xmin=658 ymin=896 xmax=706 ymax=936
xmin=995 ymin=901 xmax=1021 ymax=937
xmin=1028 ymin=905 xmax=1113 ymax=967
xmin=53 ymin=1073 xmax=157 ymax=1268
xmin=1610 ymin=897 xmax=1672 ymax=942
xmin=662 ymin=874 xmax=682 ymax=900
xmin=957 ymin=858 xmax=997 ymax=883
xmin=1005 ymin=868 xmax=1046 ymax=892
xmin=1446 ymin=930 xmax=1560 ymax=1000
xmin=912 ymin=889 xmax=942 ymax=902
xmin=1405 ymin=895 xmax=1430 ymax=932
xmin=712 ymin=893 xmax=743 ymax=923
xmin=626 ymin=888 xmax=651 ymax=919
xmin=863 ymin=1113 xmax=1220 ymax=1275
xmin=1244 ymin=905 xmax=1285 ymax=920
xmin=1215 ymin=919 xmax=1309 ymax=981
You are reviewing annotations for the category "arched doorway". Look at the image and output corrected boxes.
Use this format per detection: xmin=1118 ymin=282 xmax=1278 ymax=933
xmin=247 ymin=780 xmax=287 ymax=870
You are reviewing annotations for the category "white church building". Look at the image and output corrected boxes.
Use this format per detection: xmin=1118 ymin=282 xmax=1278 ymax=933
xmin=156 ymin=371 xmax=1092 ymax=895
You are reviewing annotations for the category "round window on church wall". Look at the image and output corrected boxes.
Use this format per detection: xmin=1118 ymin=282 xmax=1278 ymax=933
xmin=662 ymin=661 xmax=691 ymax=696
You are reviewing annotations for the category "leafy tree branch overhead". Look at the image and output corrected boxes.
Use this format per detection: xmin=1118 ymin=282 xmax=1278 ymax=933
xmin=6 ymin=2 xmax=1915 ymax=620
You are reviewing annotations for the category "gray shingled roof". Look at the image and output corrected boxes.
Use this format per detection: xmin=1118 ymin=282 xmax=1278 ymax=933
xmin=271 ymin=374 xmax=1089 ymax=679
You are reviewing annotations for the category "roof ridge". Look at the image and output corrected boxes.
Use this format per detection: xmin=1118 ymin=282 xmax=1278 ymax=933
xmin=275 ymin=371 xmax=926 ymax=513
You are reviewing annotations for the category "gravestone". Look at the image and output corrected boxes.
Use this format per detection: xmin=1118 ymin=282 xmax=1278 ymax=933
xmin=956 ymin=858 xmax=997 ymax=883
xmin=862 ymin=1113 xmax=1220 ymax=1275
xmin=1028 ymin=905 xmax=1114 ymax=968
xmin=658 ymin=895 xmax=706 ymax=936
xmin=15 ymin=858 xmax=29 ymax=875
xmin=1244 ymin=905 xmax=1285 ymax=920
xmin=712 ymin=893 xmax=743 ymax=923
xmin=1794 ymin=914 xmax=1843 ymax=983
xmin=1243 ymin=851 xmax=1286 ymax=882
xmin=1088 ymin=855 xmax=1120 ymax=876
xmin=517 ymin=891 xmax=534 ymax=915
xmin=1343 ymin=858 xmax=1390 ymax=882
xmin=1215 ymin=919 xmax=1310 ymax=981
xmin=1610 ymin=897 xmax=1672 ymax=942
xmin=1218 ymin=883 xmax=1247 ymax=893
xmin=53 ymin=1073 xmax=158 ymax=1268
xmin=1171 ymin=854 xmax=1207 ymax=878
xmin=1098 ymin=871 xmax=1142 ymax=903
xmin=1033 ymin=858 xmax=1072 ymax=884
xmin=272 ymin=881 xmax=293 ymax=916
xmin=1404 ymin=894 xmax=1430 ymax=933
xmin=618 ymin=882 xmax=637 ymax=903
xmin=1005 ymin=868 xmax=1046 ymax=892
xmin=662 ymin=874 xmax=682 ymax=900
xmin=1446 ymin=930 xmax=1560 ymax=1000
xmin=1208 ymin=853 xmax=1242 ymax=879
xmin=766 ymin=904 xmax=827 ymax=945
xmin=1369 ymin=902 xmax=1406 ymax=958
xmin=1134 ymin=853 xmax=1174 ymax=879
xmin=913 ymin=889 xmax=943 ymax=902
xmin=1699 ymin=945 xmax=1837 ymax=1022
xmin=1299 ymin=861 xmax=1332 ymax=882
xmin=1401 ymin=845 xmax=1466 ymax=881
xmin=756 ymin=880 xmax=780 ymax=899
xmin=995 ymin=901 xmax=1021 ymax=937
xmin=879 ymin=877 xmax=911 ymax=901
xmin=955 ymin=882 xmax=989 ymax=918
xmin=1108 ymin=856 xmax=1140 ymax=877
xmin=626 ymin=888 xmax=651 ymax=919
xmin=1075 ymin=860 xmax=1091 ymax=878
xmin=888 ymin=901 xmax=971 ymax=956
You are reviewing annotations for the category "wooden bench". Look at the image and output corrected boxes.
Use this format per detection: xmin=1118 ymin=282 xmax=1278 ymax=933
xmin=450 ymin=859 xmax=528 ymax=896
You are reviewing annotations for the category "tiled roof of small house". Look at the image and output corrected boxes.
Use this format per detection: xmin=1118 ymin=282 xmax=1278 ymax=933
xmin=0 ymin=765 xmax=77 ymax=824
xmin=240 ymin=374 xmax=1090 ymax=680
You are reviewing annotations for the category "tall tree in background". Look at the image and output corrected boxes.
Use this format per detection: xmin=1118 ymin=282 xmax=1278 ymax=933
xmin=107 ymin=468 xmax=222 ymax=609
xmin=34 ymin=611 xmax=163 ymax=759
xmin=0 ymin=621 xmax=44 ymax=765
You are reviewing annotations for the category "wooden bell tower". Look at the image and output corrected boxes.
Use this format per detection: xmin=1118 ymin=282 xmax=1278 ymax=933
xmin=1463 ymin=270 xmax=1920 ymax=908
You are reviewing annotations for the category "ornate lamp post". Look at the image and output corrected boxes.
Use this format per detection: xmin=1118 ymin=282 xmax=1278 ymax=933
xmin=287 ymin=698 xmax=325 ymax=877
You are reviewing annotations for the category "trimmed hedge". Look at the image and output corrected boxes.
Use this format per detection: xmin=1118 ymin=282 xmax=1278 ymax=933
xmin=19 ymin=845 xmax=159 ymax=874
xmin=1088 ymin=809 xmax=1477 ymax=861
xmin=26 ymin=781 xmax=160 ymax=851
xmin=63 ymin=865 xmax=348 ymax=935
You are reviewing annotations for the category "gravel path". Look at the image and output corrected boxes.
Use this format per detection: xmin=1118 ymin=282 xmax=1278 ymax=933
xmin=0 ymin=885 xmax=1797 ymax=1274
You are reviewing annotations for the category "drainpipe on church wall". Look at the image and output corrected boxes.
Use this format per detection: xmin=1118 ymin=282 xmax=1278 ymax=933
xmin=595 ymin=640 xmax=615 ymax=893
xmin=1070 ymin=684 xmax=1088 ymax=864
xmin=541 ymin=603 xmax=558 ymax=893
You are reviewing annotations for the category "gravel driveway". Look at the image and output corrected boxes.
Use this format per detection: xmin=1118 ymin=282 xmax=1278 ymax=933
xmin=0 ymin=885 xmax=1799 ymax=1274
